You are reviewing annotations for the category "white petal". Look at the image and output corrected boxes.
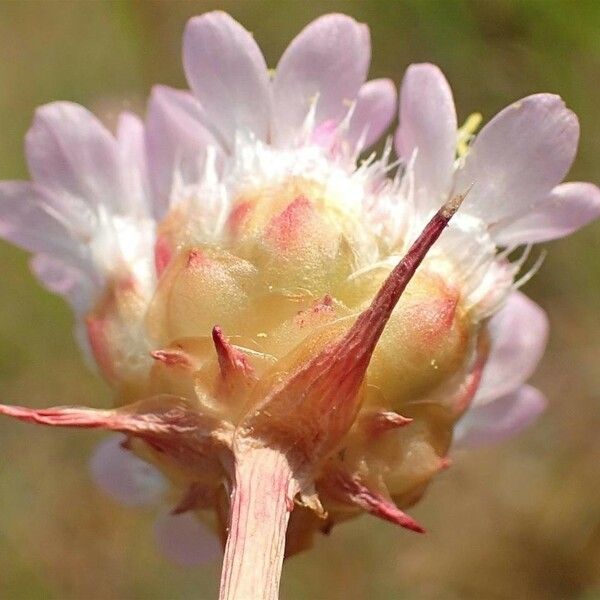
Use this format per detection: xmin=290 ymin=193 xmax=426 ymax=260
xmin=395 ymin=63 xmax=457 ymax=211
xmin=154 ymin=511 xmax=222 ymax=567
xmin=493 ymin=182 xmax=600 ymax=246
xmin=117 ymin=112 xmax=146 ymax=177
xmin=0 ymin=181 xmax=90 ymax=255
xmin=474 ymin=291 xmax=548 ymax=405
xmin=272 ymin=14 xmax=370 ymax=146
xmin=347 ymin=79 xmax=397 ymax=150
xmin=89 ymin=435 xmax=166 ymax=506
xmin=183 ymin=11 xmax=270 ymax=148
xmin=30 ymin=253 xmax=96 ymax=314
xmin=145 ymin=85 xmax=222 ymax=218
xmin=25 ymin=102 xmax=129 ymax=214
xmin=456 ymin=94 xmax=579 ymax=223
xmin=454 ymin=385 xmax=547 ymax=447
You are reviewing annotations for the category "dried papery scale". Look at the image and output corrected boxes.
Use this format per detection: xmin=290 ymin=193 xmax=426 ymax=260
xmin=1 ymin=9 xmax=599 ymax=600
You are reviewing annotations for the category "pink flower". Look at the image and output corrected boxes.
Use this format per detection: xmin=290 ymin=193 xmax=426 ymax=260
xmin=394 ymin=63 xmax=599 ymax=448
xmin=0 ymin=11 xmax=598 ymax=589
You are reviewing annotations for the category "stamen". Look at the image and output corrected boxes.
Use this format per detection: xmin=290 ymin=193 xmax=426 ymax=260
xmin=457 ymin=112 xmax=483 ymax=157
xmin=513 ymin=250 xmax=547 ymax=289
xmin=512 ymin=243 xmax=533 ymax=271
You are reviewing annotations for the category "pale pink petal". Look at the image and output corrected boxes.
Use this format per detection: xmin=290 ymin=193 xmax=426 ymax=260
xmin=493 ymin=182 xmax=600 ymax=246
xmin=25 ymin=102 xmax=128 ymax=214
xmin=183 ymin=11 xmax=270 ymax=148
xmin=116 ymin=112 xmax=152 ymax=217
xmin=272 ymin=14 xmax=370 ymax=146
xmin=116 ymin=112 xmax=146 ymax=179
xmin=456 ymin=94 xmax=579 ymax=223
xmin=0 ymin=181 xmax=89 ymax=255
xmin=347 ymin=79 xmax=397 ymax=150
xmin=145 ymin=85 xmax=222 ymax=218
xmin=154 ymin=511 xmax=222 ymax=566
xmin=0 ymin=180 xmax=104 ymax=317
xmin=474 ymin=291 xmax=548 ymax=405
xmin=310 ymin=119 xmax=338 ymax=150
xmin=454 ymin=385 xmax=547 ymax=447
xmin=89 ymin=434 xmax=166 ymax=506
xmin=30 ymin=253 xmax=96 ymax=314
xmin=395 ymin=63 xmax=457 ymax=211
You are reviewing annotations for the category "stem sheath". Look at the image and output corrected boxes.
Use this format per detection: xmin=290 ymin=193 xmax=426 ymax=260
xmin=219 ymin=448 xmax=294 ymax=600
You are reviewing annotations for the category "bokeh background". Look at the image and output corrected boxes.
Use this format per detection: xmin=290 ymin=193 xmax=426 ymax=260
xmin=0 ymin=1 xmax=599 ymax=598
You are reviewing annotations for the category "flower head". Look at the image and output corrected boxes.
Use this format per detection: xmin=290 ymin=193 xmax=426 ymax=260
xmin=1 ymin=11 xmax=599 ymax=571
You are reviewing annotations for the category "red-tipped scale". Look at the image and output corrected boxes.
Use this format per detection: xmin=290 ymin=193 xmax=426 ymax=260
xmin=212 ymin=326 xmax=256 ymax=382
xmin=0 ymin=396 xmax=231 ymax=474
xmin=151 ymin=348 xmax=195 ymax=368
xmin=319 ymin=468 xmax=425 ymax=533
xmin=360 ymin=410 xmax=413 ymax=437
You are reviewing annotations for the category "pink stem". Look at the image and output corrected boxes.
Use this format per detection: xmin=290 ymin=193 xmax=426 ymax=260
xmin=219 ymin=448 xmax=296 ymax=600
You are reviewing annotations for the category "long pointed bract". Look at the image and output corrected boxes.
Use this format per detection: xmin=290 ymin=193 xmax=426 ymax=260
xmin=239 ymin=192 xmax=467 ymax=464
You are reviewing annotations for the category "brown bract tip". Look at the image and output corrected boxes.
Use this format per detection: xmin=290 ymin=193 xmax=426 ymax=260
xmin=212 ymin=326 xmax=256 ymax=382
xmin=441 ymin=186 xmax=472 ymax=219
xmin=362 ymin=410 xmax=413 ymax=437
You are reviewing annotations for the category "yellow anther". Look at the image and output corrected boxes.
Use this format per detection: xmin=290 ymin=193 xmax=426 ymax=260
xmin=457 ymin=112 xmax=483 ymax=157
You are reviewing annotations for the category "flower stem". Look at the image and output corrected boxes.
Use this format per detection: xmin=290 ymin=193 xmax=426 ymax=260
xmin=219 ymin=448 xmax=295 ymax=600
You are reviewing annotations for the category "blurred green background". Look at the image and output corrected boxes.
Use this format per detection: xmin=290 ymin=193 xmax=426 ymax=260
xmin=0 ymin=1 xmax=599 ymax=598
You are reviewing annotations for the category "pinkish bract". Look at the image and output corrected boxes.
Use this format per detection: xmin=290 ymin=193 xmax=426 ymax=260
xmin=1 ymin=12 xmax=599 ymax=600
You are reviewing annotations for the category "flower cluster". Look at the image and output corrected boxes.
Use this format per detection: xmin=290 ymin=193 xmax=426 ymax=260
xmin=0 ymin=11 xmax=598 ymax=568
